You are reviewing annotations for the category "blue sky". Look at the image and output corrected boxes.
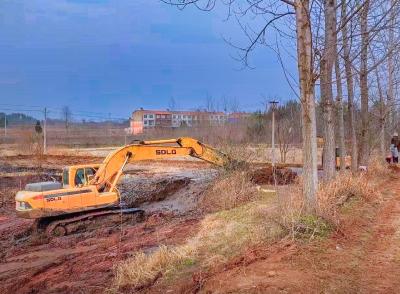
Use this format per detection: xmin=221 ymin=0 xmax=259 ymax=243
xmin=0 ymin=0 xmax=297 ymax=119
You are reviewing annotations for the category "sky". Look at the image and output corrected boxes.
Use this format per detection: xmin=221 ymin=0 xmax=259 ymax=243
xmin=0 ymin=0 xmax=297 ymax=119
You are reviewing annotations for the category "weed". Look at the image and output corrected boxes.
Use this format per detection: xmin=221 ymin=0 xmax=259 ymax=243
xmin=296 ymin=214 xmax=332 ymax=239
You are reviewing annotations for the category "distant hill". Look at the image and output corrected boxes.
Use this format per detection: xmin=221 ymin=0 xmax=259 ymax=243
xmin=0 ymin=112 xmax=38 ymax=127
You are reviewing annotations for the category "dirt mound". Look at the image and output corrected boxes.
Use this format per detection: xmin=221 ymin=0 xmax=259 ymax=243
xmin=120 ymin=177 xmax=191 ymax=207
xmin=250 ymin=166 xmax=297 ymax=185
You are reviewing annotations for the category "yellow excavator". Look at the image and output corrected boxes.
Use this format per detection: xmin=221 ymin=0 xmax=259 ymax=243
xmin=15 ymin=137 xmax=231 ymax=236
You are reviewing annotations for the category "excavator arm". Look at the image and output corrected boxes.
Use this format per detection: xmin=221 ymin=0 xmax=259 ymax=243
xmin=91 ymin=137 xmax=230 ymax=193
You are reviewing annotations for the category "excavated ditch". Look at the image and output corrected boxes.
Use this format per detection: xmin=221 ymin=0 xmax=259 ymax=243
xmin=250 ymin=166 xmax=297 ymax=185
xmin=119 ymin=177 xmax=191 ymax=207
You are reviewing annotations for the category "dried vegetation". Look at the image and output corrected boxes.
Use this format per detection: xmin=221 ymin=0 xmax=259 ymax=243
xmin=112 ymin=159 xmax=389 ymax=291
xmin=271 ymin=168 xmax=382 ymax=240
xmin=111 ymin=171 xmax=280 ymax=291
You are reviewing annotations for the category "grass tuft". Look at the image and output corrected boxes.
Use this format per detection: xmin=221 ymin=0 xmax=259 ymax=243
xmin=114 ymin=244 xmax=195 ymax=291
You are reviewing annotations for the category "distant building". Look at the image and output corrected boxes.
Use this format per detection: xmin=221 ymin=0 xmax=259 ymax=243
xmin=228 ymin=112 xmax=252 ymax=123
xmin=129 ymin=108 xmax=236 ymax=135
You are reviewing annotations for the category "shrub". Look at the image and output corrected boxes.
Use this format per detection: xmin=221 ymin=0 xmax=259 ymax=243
xmin=199 ymin=170 xmax=259 ymax=212
xmin=317 ymin=172 xmax=379 ymax=226
xmin=270 ymin=172 xmax=379 ymax=239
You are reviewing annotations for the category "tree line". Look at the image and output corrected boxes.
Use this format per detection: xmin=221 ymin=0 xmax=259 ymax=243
xmin=163 ymin=0 xmax=400 ymax=212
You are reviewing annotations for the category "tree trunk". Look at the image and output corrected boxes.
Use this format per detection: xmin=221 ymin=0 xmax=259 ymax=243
xmin=295 ymin=0 xmax=318 ymax=212
xmin=321 ymin=0 xmax=337 ymax=180
xmin=335 ymin=55 xmax=346 ymax=171
xmin=341 ymin=0 xmax=358 ymax=172
xmin=388 ymin=0 xmax=395 ymax=130
xmin=359 ymin=0 xmax=370 ymax=166
xmin=375 ymin=68 xmax=386 ymax=159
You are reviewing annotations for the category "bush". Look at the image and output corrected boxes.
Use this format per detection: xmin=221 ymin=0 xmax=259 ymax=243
xmin=317 ymin=172 xmax=379 ymax=226
xmin=271 ymin=172 xmax=379 ymax=239
xmin=199 ymin=170 xmax=259 ymax=212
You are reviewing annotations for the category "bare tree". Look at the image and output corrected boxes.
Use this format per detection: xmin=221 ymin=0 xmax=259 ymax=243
xmin=374 ymin=66 xmax=387 ymax=158
xmin=277 ymin=118 xmax=293 ymax=163
xmin=320 ymin=0 xmax=338 ymax=179
xmin=61 ymin=106 xmax=72 ymax=135
xmin=359 ymin=0 xmax=371 ymax=166
xmin=168 ymin=96 xmax=177 ymax=110
xmin=221 ymin=96 xmax=229 ymax=113
xmin=335 ymin=55 xmax=346 ymax=171
xmin=341 ymin=0 xmax=358 ymax=172
xmin=230 ymin=97 xmax=240 ymax=113
xmin=294 ymin=0 xmax=319 ymax=210
xmin=387 ymin=0 xmax=396 ymax=129
xmin=205 ymin=94 xmax=215 ymax=112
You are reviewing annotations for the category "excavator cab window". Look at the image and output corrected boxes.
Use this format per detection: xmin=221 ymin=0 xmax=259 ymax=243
xmin=75 ymin=168 xmax=86 ymax=186
xmin=85 ymin=167 xmax=96 ymax=183
xmin=63 ymin=168 xmax=69 ymax=187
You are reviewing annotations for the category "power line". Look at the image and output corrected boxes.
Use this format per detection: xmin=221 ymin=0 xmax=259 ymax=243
xmin=0 ymin=103 xmax=129 ymax=120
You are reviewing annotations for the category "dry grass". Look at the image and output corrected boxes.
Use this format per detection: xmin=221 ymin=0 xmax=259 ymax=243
xmin=367 ymin=156 xmax=391 ymax=178
xmin=270 ymin=185 xmax=306 ymax=239
xmin=112 ymin=191 xmax=280 ymax=291
xmin=317 ymin=172 xmax=379 ymax=226
xmin=199 ymin=170 xmax=259 ymax=212
xmin=114 ymin=245 xmax=195 ymax=291
xmin=271 ymin=171 xmax=381 ymax=239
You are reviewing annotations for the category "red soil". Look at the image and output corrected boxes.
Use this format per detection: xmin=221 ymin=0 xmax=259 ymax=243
xmin=2 ymin=157 xmax=400 ymax=294
xmin=250 ymin=166 xmax=297 ymax=185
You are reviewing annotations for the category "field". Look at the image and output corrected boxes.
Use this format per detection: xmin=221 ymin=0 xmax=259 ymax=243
xmin=1 ymin=144 xmax=400 ymax=294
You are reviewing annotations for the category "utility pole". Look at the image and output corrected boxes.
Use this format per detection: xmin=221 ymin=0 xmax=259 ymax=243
xmin=43 ymin=108 xmax=47 ymax=154
xmin=269 ymin=100 xmax=279 ymax=168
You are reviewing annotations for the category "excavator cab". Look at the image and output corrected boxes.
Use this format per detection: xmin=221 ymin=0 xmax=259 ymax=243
xmin=62 ymin=164 xmax=101 ymax=188
xmin=16 ymin=164 xmax=102 ymax=218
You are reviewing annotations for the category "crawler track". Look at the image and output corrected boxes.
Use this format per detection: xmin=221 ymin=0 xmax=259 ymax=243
xmin=34 ymin=207 xmax=145 ymax=237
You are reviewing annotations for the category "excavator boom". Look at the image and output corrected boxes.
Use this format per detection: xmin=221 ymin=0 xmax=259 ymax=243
xmin=91 ymin=137 xmax=230 ymax=193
